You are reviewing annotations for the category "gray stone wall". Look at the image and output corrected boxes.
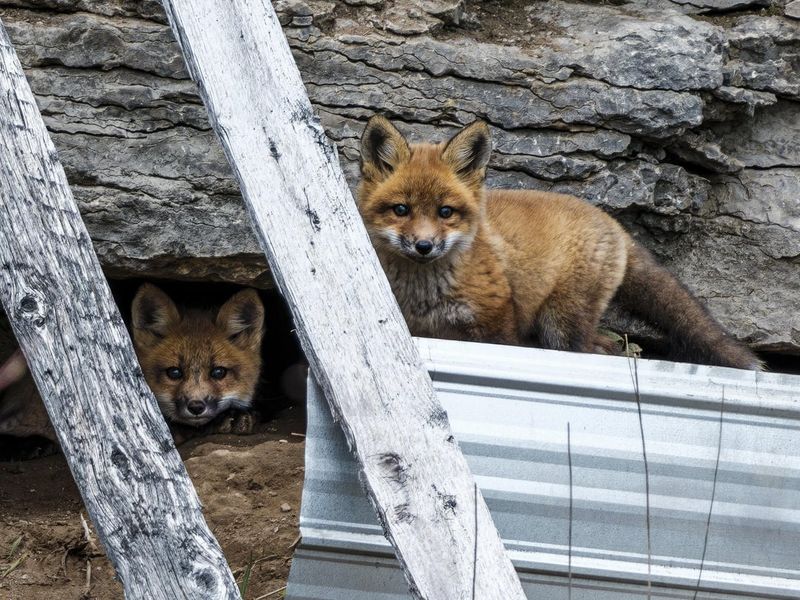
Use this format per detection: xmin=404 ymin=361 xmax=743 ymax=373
xmin=0 ymin=0 xmax=797 ymax=353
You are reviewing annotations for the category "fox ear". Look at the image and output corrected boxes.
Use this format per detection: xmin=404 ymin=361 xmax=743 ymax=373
xmin=131 ymin=283 xmax=180 ymax=348
xmin=441 ymin=120 xmax=492 ymax=182
xmin=216 ymin=289 xmax=265 ymax=352
xmin=360 ymin=115 xmax=411 ymax=179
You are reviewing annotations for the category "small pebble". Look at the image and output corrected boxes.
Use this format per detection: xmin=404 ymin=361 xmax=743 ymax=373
xmin=280 ymin=503 xmax=292 ymax=512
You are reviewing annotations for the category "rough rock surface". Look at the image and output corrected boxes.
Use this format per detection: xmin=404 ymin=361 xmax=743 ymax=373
xmin=0 ymin=0 xmax=797 ymax=353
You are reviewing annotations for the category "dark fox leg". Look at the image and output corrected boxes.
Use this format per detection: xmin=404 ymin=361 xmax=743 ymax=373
xmin=533 ymin=293 xmax=607 ymax=353
xmin=615 ymin=242 xmax=761 ymax=370
xmin=535 ymin=316 xmax=594 ymax=352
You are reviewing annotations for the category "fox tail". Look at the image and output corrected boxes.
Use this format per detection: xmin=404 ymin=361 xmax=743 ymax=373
xmin=614 ymin=243 xmax=762 ymax=370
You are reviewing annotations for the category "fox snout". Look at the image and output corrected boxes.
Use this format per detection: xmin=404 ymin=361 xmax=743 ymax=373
xmin=187 ymin=400 xmax=206 ymax=416
xmin=381 ymin=230 xmax=448 ymax=262
xmin=414 ymin=240 xmax=434 ymax=255
xmin=158 ymin=389 xmax=250 ymax=426
xmin=407 ymin=236 xmax=447 ymax=261
xmin=177 ymin=394 xmax=216 ymax=421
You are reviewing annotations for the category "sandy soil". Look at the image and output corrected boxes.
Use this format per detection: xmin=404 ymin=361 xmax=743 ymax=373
xmin=0 ymin=409 xmax=305 ymax=600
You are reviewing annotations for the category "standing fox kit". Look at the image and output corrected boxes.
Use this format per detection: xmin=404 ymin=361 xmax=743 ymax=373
xmin=358 ymin=116 xmax=760 ymax=370
xmin=131 ymin=284 xmax=265 ymax=427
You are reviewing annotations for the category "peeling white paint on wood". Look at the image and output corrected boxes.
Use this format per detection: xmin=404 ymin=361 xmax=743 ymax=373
xmin=159 ymin=1 xmax=527 ymax=598
xmin=0 ymin=20 xmax=240 ymax=600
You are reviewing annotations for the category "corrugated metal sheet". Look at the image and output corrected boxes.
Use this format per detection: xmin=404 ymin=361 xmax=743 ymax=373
xmin=287 ymin=338 xmax=800 ymax=599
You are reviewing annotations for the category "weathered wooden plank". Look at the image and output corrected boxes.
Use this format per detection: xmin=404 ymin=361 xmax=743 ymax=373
xmin=159 ymin=2 xmax=527 ymax=598
xmin=0 ymin=21 xmax=240 ymax=600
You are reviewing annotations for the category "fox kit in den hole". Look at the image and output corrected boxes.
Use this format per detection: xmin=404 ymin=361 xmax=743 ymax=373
xmin=131 ymin=283 xmax=265 ymax=431
xmin=357 ymin=116 xmax=761 ymax=370
xmin=0 ymin=286 xmax=264 ymax=446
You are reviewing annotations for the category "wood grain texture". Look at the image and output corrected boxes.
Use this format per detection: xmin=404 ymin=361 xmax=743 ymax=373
xmin=159 ymin=1 xmax=527 ymax=598
xmin=0 ymin=20 xmax=240 ymax=600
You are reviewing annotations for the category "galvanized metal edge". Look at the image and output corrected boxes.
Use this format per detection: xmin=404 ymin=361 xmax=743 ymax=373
xmin=288 ymin=338 xmax=800 ymax=600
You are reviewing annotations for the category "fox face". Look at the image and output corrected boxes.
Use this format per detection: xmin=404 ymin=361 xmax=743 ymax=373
xmin=357 ymin=116 xmax=492 ymax=263
xmin=131 ymin=284 xmax=264 ymax=426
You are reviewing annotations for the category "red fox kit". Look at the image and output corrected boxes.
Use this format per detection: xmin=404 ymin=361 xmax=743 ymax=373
xmin=358 ymin=116 xmax=760 ymax=370
xmin=0 ymin=285 xmax=264 ymax=445
xmin=131 ymin=284 xmax=265 ymax=426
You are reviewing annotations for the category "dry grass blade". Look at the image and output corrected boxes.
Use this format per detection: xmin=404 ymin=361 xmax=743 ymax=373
xmin=238 ymin=554 xmax=254 ymax=598
xmin=79 ymin=513 xmax=99 ymax=555
xmin=7 ymin=534 xmax=22 ymax=560
xmin=693 ymin=387 xmax=725 ymax=600
xmin=253 ymin=585 xmax=287 ymax=599
xmin=625 ymin=334 xmax=652 ymax=600
xmin=79 ymin=559 xmax=92 ymax=600
xmin=1 ymin=552 xmax=28 ymax=578
xmin=471 ymin=482 xmax=478 ymax=600
xmin=567 ymin=422 xmax=573 ymax=600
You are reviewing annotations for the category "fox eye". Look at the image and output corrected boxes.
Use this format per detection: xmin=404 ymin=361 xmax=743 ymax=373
xmin=438 ymin=206 xmax=454 ymax=218
xmin=392 ymin=204 xmax=409 ymax=217
xmin=210 ymin=366 xmax=228 ymax=380
xmin=166 ymin=367 xmax=183 ymax=380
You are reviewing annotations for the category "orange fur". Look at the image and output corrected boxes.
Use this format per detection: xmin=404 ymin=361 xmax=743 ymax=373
xmin=131 ymin=284 xmax=264 ymax=426
xmin=358 ymin=116 xmax=760 ymax=369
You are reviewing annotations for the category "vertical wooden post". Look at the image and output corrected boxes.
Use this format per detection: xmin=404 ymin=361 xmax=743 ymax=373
xmin=160 ymin=2 xmax=527 ymax=598
xmin=0 ymin=21 xmax=240 ymax=600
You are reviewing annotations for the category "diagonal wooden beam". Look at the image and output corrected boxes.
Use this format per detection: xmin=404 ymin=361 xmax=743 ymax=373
xmin=0 ymin=20 xmax=240 ymax=600
xmin=159 ymin=1 xmax=527 ymax=598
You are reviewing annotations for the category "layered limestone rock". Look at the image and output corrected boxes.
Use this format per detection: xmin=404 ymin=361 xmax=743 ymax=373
xmin=0 ymin=0 xmax=797 ymax=353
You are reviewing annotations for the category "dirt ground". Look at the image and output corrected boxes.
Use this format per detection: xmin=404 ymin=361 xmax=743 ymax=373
xmin=0 ymin=408 xmax=306 ymax=600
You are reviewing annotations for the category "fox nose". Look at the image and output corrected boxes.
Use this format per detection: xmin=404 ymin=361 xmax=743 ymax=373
xmin=186 ymin=400 xmax=206 ymax=416
xmin=415 ymin=240 xmax=434 ymax=255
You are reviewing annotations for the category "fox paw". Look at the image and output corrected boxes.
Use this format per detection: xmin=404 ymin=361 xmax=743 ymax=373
xmin=592 ymin=334 xmax=621 ymax=355
xmin=214 ymin=411 xmax=256 ymax=435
